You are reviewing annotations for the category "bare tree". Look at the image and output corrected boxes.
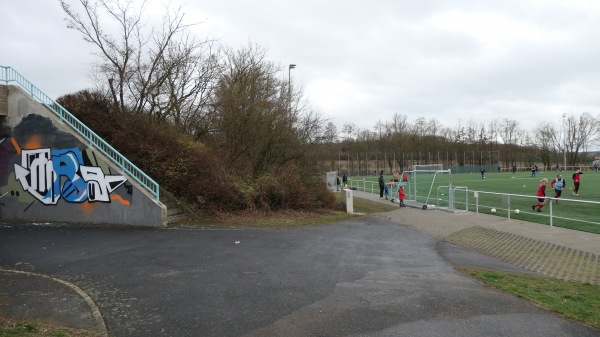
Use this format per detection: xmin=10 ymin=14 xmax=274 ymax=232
xmin=323 ymin=122 xmax=338 ymax=143
xmin=211 ymin=44 xmax=324 ymax=177
xmin=60 ymin=0 xmax=206 ymax=116
xmin=565 ymin=113 xmax=599 ymax=165
xmin=342 ymin=122 xmax=356 ymax=141
xmin=498 ymin=118 xmax=521 ymax=166
xmin=374 ymin=119 xmax=385 ymax=139
xmin=534 ymin=121 xmax=559 ymax=169
xmin=157 ymin=38 xmax=222 ymax=137
xmin=389 ymin=113 xmax=409 ymax=134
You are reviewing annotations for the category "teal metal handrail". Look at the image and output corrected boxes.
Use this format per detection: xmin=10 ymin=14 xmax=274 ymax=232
xmin=1 ymin=65 xmax=160 ymax=200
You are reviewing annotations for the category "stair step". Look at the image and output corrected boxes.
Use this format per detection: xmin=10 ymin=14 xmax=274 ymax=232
xmin=167 ymin=213 xmax=190 ymax=224
xmin=167 ymin=207 xmax=185 ymax=216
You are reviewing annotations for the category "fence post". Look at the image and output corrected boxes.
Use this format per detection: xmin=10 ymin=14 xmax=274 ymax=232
xmin=507 ymin=195 xmax=511 ymax=220
xmin=549 ymin=198 xmax=553 ymax=227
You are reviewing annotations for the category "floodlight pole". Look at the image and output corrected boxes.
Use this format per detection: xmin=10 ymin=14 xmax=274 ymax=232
xmin=288 ymin=64 xmax=296 ymax=107
xmin=563 ymin=113 xmax=567 ymax=171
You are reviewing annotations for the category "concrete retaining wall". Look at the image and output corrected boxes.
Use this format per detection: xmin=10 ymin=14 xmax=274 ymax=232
xmin=0 ymin=84 xmax=166 ymax=227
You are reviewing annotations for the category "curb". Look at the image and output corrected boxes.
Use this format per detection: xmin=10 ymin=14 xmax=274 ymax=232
xmin=0 ymin=268 xmax=108 ymax=337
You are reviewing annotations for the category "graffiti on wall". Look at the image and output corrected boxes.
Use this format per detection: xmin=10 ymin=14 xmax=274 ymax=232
xmin=0 ymin=136 xmax=17 ymax=177
xmin=14 ymin=147 xmax=127 ymax=205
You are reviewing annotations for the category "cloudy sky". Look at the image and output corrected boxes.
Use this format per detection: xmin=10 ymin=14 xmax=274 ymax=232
xmin=3 ymin=0 xmax=600 ymax=134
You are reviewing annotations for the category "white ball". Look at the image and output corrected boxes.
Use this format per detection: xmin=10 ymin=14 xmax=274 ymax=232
xmin=491 ymin=208 xmax=496 ymax=213
xmin=515 ymin=209 xmax=520 ymax=214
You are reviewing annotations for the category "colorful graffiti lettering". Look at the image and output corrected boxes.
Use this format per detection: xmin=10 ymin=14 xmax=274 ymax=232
xmin=14 ymin=147 xmax=127 ymax=205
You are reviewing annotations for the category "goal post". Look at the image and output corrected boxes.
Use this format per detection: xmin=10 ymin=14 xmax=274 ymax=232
xmin=409 ymin=165 xmax=452 ymax=206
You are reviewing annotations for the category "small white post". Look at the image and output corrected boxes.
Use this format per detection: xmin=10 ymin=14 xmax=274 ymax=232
xmin=342 ymin=189 xmax=353 ymax=214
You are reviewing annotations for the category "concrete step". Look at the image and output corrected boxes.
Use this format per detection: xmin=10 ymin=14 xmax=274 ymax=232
xmin=167 ymin=206 xmax=184 ymax=217
xmin=167 ymin=212 xmax=190 ymax=224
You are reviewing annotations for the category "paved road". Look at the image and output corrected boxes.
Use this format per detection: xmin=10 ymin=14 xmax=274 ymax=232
xmin=1 ymin=218 xmax=598 ymax=337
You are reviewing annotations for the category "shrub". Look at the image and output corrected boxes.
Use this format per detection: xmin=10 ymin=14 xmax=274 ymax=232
xmin=57 ymin=90 xmax=336 ymax=215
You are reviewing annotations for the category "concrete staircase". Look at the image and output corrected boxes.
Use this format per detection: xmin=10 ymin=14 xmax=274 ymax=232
xmin=160 ymin=189 xmax=196 ymax=225
xmin=164 ymin=200 xmax=190 ymax=224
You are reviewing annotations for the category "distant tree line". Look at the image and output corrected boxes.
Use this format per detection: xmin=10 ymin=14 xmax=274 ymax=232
xmin=319 ymin=113 xmax=600 ymax=173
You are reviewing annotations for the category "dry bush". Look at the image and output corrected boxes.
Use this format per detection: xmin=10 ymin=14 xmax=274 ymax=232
xmin=58 ymin=90 xmax=336 ymax=214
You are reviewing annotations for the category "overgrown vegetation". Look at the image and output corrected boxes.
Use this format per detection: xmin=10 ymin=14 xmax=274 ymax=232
xmin=463 ymin=269 xmax=600 ymax=331
xmin=57 ymin=91 xmax=336 ymax=215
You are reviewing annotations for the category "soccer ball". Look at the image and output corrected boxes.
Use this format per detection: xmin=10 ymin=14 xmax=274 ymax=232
xmin=514 ymin=209 xmax=520 ymax=214
xmin=491 ymin=208 xmax=496 ymax=213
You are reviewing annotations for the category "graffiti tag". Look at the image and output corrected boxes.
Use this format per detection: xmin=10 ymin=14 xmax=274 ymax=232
xmin=14 ymin=147 xmax=127 ymax=205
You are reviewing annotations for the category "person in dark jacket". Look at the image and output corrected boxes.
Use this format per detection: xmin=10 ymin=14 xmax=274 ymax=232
xmin=378 ymin=170 xmax=385 ymax=199
xmin=572 ymin=169 xmax=583 ymax=196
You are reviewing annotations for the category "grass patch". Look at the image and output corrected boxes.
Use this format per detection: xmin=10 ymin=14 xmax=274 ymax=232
xmin=0 ymin=319 xmax=98 ymax=337
xmin=184 ymin=193 xmax=399 ymax=228
xmin=461 ymin=269 xmax=600 ymax=330
xmin=334 ymin=192 xmax=398 ymax=214
xmin=248 ymin=194 xmax=398 ymax=227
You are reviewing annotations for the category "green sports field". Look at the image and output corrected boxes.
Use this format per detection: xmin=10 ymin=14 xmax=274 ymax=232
xmin=348 ymin=170 xmax=600 ymax=234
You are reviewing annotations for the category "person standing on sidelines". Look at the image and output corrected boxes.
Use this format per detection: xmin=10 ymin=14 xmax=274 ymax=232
xmin=402 ymin=171 xmax=409 ymax=182
xmin=342 ymin=173 xmax=348 ymax=188
xmin=378 ymin=170 xmax=385 ymax=199
xmin=398 ymin=185 xmax=406 ymax=207
xmin=550 ymin=174 xmax=566 ymax=203
xmin=572 ymin=169 xmax=583 ymax=196
xmin=531 ymin=178 xmax=548 ymax=212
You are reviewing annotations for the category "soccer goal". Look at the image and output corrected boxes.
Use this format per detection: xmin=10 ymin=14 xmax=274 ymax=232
xmin=409 ymin=165 xmax=452 ymax=209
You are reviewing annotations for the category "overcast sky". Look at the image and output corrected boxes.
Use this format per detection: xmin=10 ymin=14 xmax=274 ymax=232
xmin=3 ymin=0 xmax=600 ymax=134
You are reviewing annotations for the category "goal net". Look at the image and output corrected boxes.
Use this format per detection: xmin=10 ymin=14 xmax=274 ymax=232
xmin=409 ymin=165 xmax=451 ymax=206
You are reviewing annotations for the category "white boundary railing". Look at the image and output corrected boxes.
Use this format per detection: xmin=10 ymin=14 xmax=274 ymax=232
xmin=469 ymin=190 xmax=600 ymax=228
xmin=347 ymin=178 xmax=413 ymax=200
xmin=1 ymin=65 xmax=159 ymax=200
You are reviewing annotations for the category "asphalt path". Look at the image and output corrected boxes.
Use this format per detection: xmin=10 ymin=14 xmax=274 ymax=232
xmin=1 ymin=217 xmax=598 ymax=337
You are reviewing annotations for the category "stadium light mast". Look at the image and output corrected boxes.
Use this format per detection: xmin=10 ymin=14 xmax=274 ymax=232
xmin=563 ymin=113 xmax=567 ymax=171
xmin=288 ymin=64 xmax=296 ymax=105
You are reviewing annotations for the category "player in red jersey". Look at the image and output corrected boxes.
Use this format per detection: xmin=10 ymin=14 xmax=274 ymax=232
xmin=572 ymin=169 xmax=583 ymax=196
xmin=531 ymin=178 xmax=548 ymax=212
